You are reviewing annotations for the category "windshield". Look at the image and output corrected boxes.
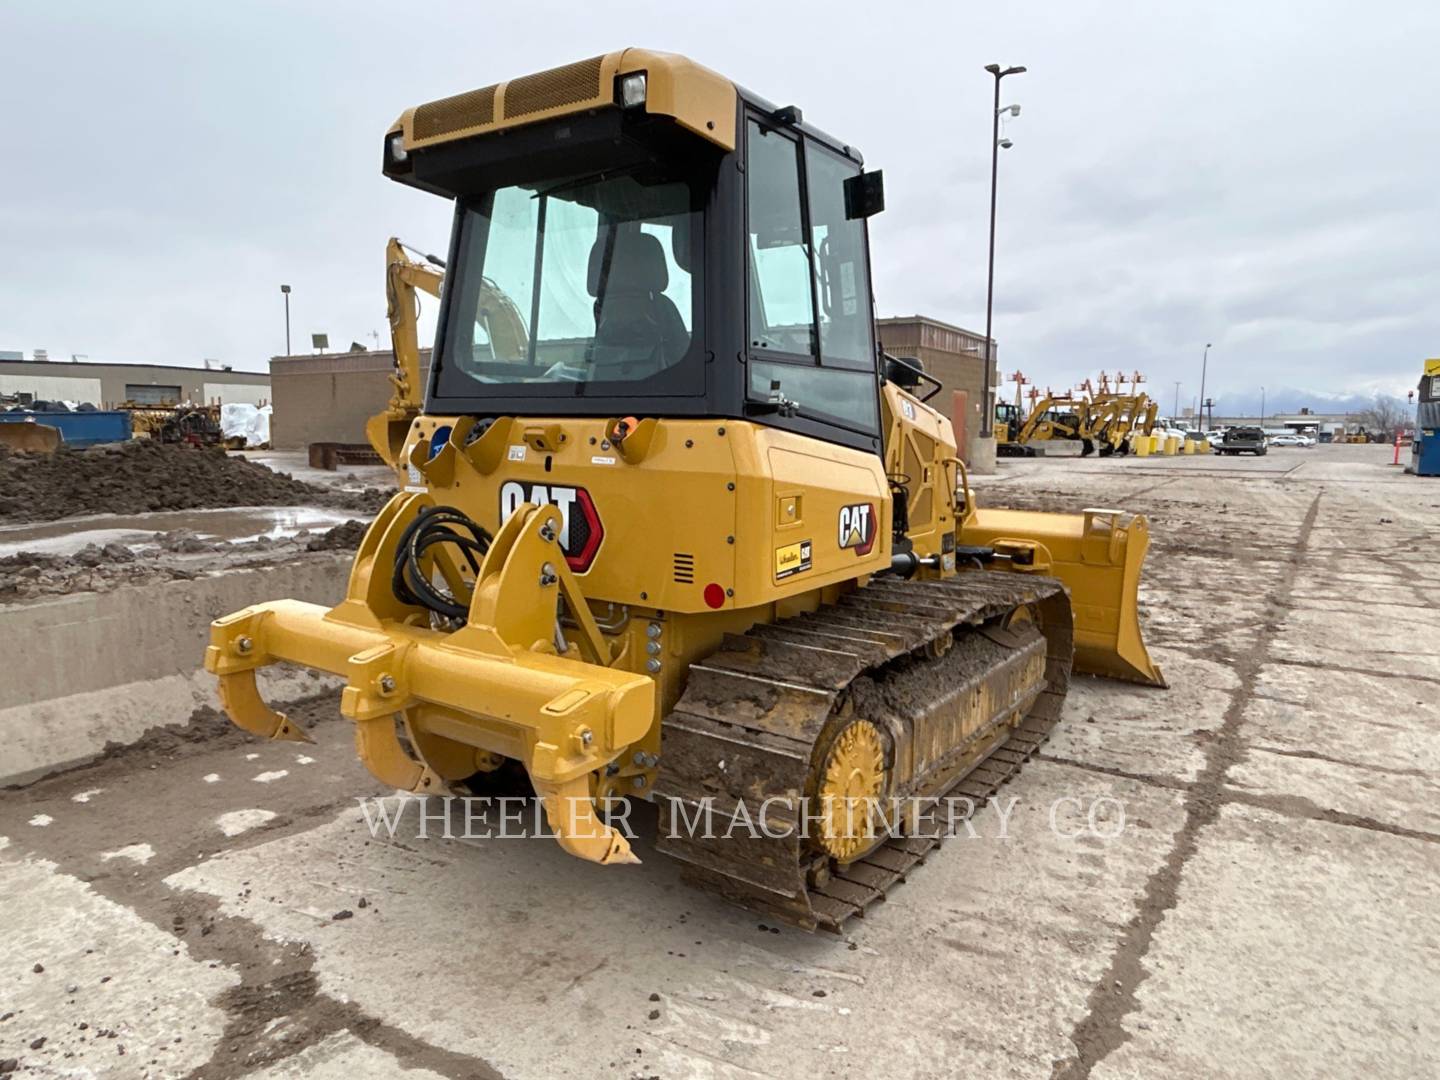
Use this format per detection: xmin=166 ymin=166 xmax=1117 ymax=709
xmin=434 ymin=167 xmax=703 ymax=397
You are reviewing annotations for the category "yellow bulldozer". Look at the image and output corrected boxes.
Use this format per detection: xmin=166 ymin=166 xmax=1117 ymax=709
xmin=205 ymin=49 xmax=1164 ymax=930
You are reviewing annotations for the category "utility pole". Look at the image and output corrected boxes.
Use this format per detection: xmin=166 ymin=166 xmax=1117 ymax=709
xmin=1260 ymin=385 xmax=1266 ymax=427
xmin=1173 ymin=380 xmax=1181 ymax=420
xmin=1197 ymin=342 xmax=1212 ymax=431
xmin=280 ymin=284 xmax=292 ymax=355
xmin=981 ymin=62 xmax=1026 ymax=441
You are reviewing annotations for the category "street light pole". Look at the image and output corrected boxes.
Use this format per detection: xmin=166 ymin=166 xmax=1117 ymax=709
xmin=1197 ymin=342 xmax=1212 ymax=431
xmin=280 ymin=284 xmax=292 ymax=356
xmin=1260 ymin=385 xmax=1265 ymax=427
xmin=1173 ymin=380 xmax=1181 ymax=420
xmin=981 ymin=62 xmax=1026 ymax=440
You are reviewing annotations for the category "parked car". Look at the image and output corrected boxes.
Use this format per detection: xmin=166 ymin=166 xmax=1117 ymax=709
xmin=1218 ymin=426 xmax=1267 ymax=455
xmin=1269 ymin=433 xmax=1313 ymax=447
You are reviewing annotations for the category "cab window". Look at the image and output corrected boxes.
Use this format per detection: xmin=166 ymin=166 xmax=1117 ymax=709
xmin=745 ymin=122 xmax=814 ymax=356
xmin=806 ymin=141 xmax=875 ymax=370
xmin=745 ymin=118 xmax=878 ymax=432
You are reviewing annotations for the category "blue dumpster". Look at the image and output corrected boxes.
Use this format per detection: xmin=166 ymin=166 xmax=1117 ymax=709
xmin=0 ymin=410 xmax=133 ymax=447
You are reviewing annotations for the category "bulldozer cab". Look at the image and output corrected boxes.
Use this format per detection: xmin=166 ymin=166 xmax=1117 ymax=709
xmin=385 ymin=51 xmax=887 ymax=457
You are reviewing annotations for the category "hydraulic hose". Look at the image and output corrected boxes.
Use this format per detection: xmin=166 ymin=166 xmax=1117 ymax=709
xmin=390 ymin=505 xmax=492 ymax=622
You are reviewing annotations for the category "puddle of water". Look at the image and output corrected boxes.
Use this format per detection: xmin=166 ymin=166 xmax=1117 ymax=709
xmin=0 ymin=506 xmax=363 ymax=558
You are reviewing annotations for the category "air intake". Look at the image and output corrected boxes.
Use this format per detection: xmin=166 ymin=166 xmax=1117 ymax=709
xmin=413 ymin=84 xmax=498 ymax=140
xmin=503 ymin=55 xmax=604 ymax=119
xmin=672 ymin=554 xmax=695 ymax=584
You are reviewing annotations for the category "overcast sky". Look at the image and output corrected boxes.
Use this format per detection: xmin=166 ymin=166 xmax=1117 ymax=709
xmin=2 ymin=1 xmax=1435 ymax=409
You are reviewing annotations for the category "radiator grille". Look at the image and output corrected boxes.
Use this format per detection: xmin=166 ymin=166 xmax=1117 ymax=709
xmin=503 ymin=55 xmax=604 ymax=119
xmin=673 ymin=553 xmax=695 ymax=584
xmin=413 ymin=84 xmax=497 ymax=140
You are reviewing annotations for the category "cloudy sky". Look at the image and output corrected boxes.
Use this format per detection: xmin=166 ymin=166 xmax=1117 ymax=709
xmin=2 ymin=1 xmax=1435 ymax=411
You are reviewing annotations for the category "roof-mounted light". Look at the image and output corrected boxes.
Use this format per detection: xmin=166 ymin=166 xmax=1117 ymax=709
xmin=387 ymin=131 xmax=408 ymax=165
xmin=618 ymin=71 xmax=647 ymax=109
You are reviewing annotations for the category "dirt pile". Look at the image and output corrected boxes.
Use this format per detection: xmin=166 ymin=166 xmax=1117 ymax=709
xmin=0 ymin=519 xmax=370 ymax=602
xmin=305 ymin=519 xmax=368 ymax=551
xmin=0 ymin=442 xmax=388 ymax=524
xmin=0 ymin=546 xmax=198 ymax=600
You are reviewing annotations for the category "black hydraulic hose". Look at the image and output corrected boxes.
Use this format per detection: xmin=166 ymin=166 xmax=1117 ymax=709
xmin=391 ymin=505 xmax=493 ymax=622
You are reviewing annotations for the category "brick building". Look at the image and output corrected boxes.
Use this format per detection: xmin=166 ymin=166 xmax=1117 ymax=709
xmin=875 ymin=315 xmax=997 ymax=460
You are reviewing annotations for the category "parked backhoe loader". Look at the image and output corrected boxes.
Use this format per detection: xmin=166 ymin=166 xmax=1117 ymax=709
xmin=206 ymin=50 xmax=1164 ymax=930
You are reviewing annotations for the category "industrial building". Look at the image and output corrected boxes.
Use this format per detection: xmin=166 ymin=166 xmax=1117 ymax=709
xmin=1210 ymin=411 xmax=1354 ymax=437
xmin=876 ymin=315 xmax=998 ymax=458
xmin=0 ymin=354 xmax=270 ymax=408
xmin=269 ymin=348 xmax=431 ymax=450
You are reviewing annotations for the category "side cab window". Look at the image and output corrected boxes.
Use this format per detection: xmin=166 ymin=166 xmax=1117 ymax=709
xmin=745 ymin=118 xmax=878 ymax=433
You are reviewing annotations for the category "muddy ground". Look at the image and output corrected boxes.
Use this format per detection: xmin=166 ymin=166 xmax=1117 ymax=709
xmin=0 ymin=443 xmax=383 ymax=602
xmin=0 ymin=442 xmax=1436 ymax=1079
xmin=0 ymin=442 xmax=387 ymax=524
xmin=0 ymin=520 xmax=368 ymax=602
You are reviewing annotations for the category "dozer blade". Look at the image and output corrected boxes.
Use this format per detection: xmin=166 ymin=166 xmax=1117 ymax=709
xmin=961 ymin=506 xmax=1167 ymax=688
xmin=0 ymin=422 xmax=61 ymax=455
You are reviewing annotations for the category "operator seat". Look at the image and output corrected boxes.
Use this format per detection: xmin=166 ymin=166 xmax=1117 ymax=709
xmin=586 ymin=229 xmax=688 ymax=376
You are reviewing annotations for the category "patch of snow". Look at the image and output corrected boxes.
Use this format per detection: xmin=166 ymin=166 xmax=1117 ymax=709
xmin=215 ymin=809 xmax=277 ymax=837
xmin=101 ymin=843 xmax=155 ymax=864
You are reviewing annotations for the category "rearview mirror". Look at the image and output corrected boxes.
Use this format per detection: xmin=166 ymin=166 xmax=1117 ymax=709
xmin=844 ymin=170 xmax=885 ymax=220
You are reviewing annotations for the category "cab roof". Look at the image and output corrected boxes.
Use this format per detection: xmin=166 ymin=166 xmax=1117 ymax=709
xmin=389 ymin=49 xmax=738 ymax=154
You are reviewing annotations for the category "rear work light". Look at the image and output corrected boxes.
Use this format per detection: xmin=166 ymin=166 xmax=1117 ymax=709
xmin=386 ymin=131 xmax=408 ymax=166
xmin=618 ymin=71 xmax=647 ymax=109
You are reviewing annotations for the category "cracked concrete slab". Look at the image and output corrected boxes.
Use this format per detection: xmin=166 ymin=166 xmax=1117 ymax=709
xmin=1269 ymin=602 xmax=1440 ymax=680
xmin=1045 ymin=648 xmax=1239 ymax=785
xmin=1092 ymin=802 xmax=1439 ymax=1080
xmin=0 ymin=851 xmax=238 ymax=1075
xmin=166 ymin=764 xmax=1187 ymax=1080
xmin=1231 ymin=665 xmax=1440 ymax=834
xmin=238 ymin=1031 xmax=449 ymax=1079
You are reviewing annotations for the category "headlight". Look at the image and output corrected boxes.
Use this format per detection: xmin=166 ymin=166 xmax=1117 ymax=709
xmin=387 ymin=131 xmax=408 ymax=165
xmin=618 ymin=71 xmax=647 ymax=109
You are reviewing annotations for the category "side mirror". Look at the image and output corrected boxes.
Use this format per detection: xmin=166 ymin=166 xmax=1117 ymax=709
xmin=844 ymin=170 xmax=885 ymax=220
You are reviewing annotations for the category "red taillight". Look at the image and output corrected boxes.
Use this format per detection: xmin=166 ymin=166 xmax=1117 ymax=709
xmin=703 ymin=583 xmax=725 ymax=609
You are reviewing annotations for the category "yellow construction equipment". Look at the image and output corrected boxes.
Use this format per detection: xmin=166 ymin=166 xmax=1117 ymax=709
xmin=0 ymin=420 xmax=61 ymax=454
xmin=996 ymin=370 xmax=1158 ymax=458
xmin=1076 ymin=372 xmax=1158 ymax=456
xmin=370 ymin=237 xmax=532 ymax=477
xmin=205 ymin=49 xmax=1164 ymax=930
